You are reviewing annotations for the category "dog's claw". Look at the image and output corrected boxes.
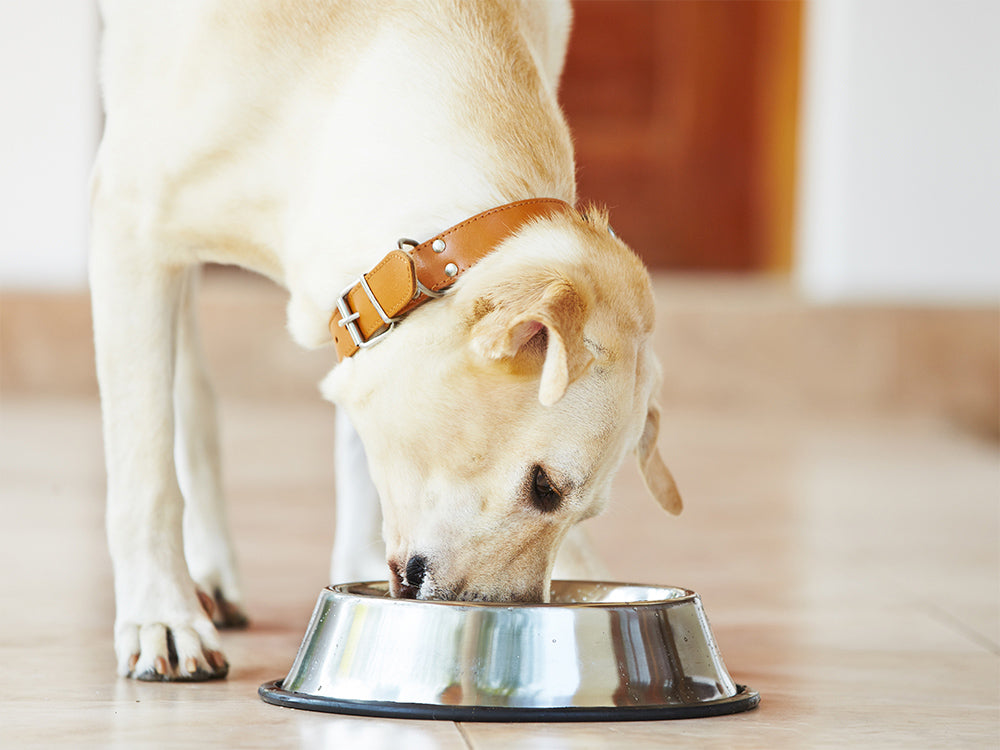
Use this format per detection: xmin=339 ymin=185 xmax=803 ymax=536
xmin=206 ymin=650 xmax=227 ymax=672
xmin=118 ymin=620 xmax=229 ymax=682
xmin=196 ymin=586 xmax=248 ymax=629
xmin=196 ymin=589 xmax=217 ymax=620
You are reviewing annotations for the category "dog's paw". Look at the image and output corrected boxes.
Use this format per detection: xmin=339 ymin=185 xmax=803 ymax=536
xmin=187 ymin=554 xmax=249 ymax=630
xmin=116 ymin=619 xmax=228 ymax=682
xmin=196 ymin=586 xmax=249 ymax=630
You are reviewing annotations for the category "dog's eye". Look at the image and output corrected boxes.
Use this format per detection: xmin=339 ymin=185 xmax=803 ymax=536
xmin=530 ymin=465 xmax=562 ymax=513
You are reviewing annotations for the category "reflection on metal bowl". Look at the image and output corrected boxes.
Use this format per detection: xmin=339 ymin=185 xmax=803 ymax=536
xmin=259 ymin=581 xmax=759 ymax=722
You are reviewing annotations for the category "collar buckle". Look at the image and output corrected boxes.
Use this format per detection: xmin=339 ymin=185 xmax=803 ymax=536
xmin=335 ymin=273 xmax=397 ymax=350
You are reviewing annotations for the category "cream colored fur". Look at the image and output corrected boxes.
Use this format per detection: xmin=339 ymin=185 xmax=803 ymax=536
xmin=92 ymin=0 xmax=680 ymax=682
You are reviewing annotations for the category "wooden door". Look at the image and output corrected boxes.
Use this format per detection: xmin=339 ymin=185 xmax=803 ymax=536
xmin=560 ymin=0 xmax=802 ymax=271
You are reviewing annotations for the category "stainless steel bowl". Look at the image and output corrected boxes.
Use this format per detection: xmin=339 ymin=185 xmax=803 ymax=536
xmin=259 ymin=581 xmax=759 ymax=721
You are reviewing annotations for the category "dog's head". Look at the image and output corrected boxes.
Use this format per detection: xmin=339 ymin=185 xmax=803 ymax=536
xmin=323 ymin=210 xmax=681 ymax=602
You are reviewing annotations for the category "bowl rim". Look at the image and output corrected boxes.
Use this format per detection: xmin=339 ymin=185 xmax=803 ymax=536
xmin=326 ymin=580 xmax=700 ymax=609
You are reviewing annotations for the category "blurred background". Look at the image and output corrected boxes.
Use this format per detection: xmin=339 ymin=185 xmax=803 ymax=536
xmin=2 ymin=0 xmax=998 ymax=299
xmin=1 ymin=0 xmax=997 ymax=435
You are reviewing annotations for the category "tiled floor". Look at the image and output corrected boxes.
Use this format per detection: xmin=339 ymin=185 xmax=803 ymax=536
xmin=1 ymin=277 xmax=998 ymax=748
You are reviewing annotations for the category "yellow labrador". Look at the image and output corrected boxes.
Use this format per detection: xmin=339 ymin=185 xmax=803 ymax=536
xmin=91 ymin=0 xmax=681 ymax=682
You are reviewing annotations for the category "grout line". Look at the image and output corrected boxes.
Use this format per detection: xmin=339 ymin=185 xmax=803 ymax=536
xmin=455 ymin=721 xmax=476 ymax=749
xmin=923 ymin=603 xmax=1000 ymax=656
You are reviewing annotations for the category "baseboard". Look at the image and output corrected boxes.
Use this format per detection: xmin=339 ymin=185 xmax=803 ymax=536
xmin=2 ymin=268 xmax=996 ymax=437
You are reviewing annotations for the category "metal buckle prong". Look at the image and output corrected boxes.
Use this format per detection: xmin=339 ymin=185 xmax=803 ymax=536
xmin=336 ymin=309 xmax=360 ymax=326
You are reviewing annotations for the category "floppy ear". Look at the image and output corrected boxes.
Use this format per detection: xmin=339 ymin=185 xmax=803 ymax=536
xmin=469 ymin=276 xmax=594 ymax=406
xmin=637 ymin=401 xmax=683 ymax=515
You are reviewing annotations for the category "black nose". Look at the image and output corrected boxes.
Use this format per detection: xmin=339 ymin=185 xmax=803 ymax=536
xmin=405 ymin=555 xmax=427 ymax=588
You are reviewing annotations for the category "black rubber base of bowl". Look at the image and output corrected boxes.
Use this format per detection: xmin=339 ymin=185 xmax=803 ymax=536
xmin=258 ymin=680 xmax=760 ymax=722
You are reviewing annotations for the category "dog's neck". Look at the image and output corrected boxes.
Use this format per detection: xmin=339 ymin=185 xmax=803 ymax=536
xmin=329 ymin=199 xmax=574 ymax=360
xmin=280 ymin=13 xmax=577 ymax=350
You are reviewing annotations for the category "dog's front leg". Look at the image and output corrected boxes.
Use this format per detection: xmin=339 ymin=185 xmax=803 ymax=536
xmin=91 ymin=233 xmax=227 ymax=681
xmin=330 ymin=408 xmax=388 ymax=583
xmin=174 ymin=268 xmax=247 ymax=629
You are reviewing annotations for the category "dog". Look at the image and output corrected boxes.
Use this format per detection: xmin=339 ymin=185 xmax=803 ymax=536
xmin=91 ymin=0 xmax=682 ymax=682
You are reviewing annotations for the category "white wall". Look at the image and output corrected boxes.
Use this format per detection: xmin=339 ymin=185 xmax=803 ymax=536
xmin=796 ymin=0 xmax=1000 ymax=303
xmin=0 ymin=1 xmax=100 ymax=289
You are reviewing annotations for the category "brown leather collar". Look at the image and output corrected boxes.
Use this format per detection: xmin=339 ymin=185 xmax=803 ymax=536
xmin=329 ymin=198 xmax=574 ymax=360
